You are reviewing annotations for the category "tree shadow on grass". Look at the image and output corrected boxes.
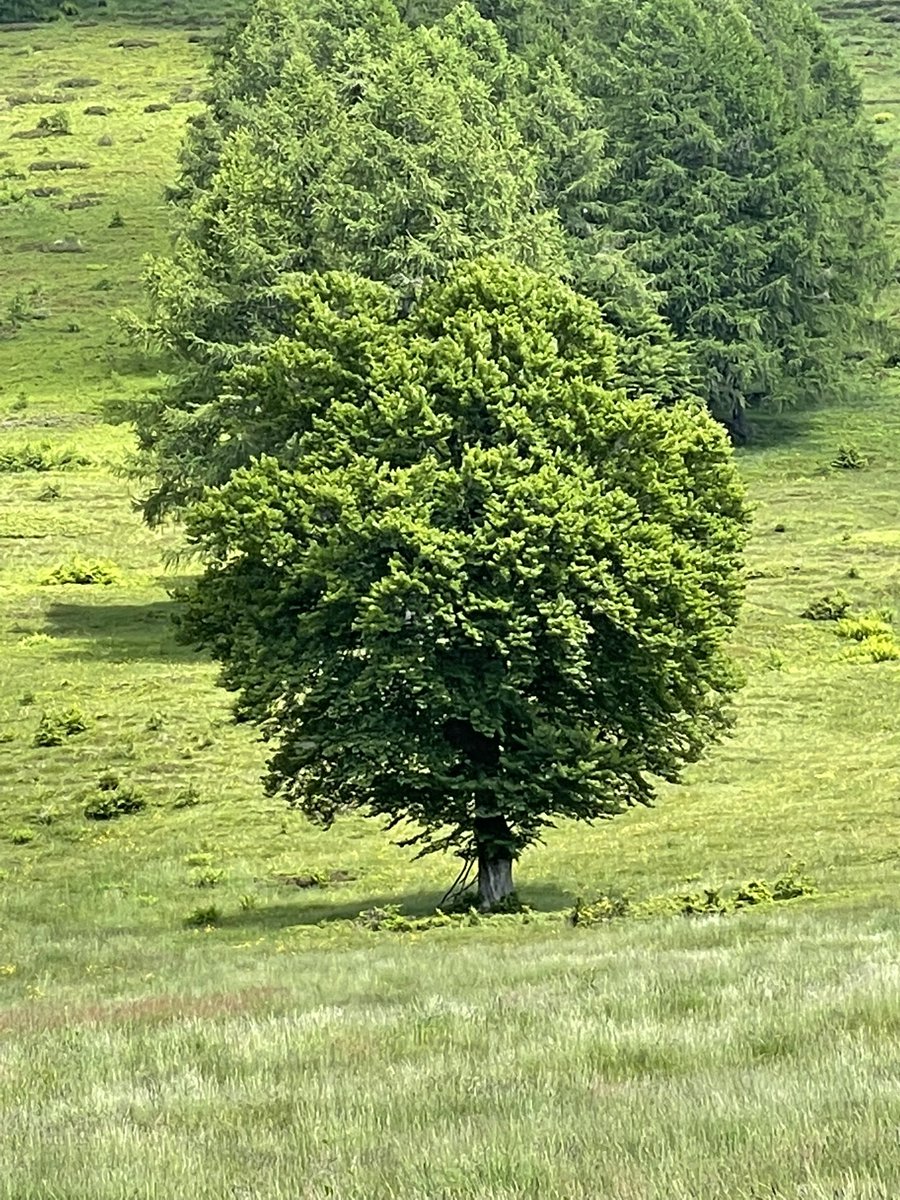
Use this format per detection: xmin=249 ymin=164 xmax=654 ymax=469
xmin=217 ymin=882 xmax=575 ymax=932
xmin=44 ymin=599 xmax=203 ymax=663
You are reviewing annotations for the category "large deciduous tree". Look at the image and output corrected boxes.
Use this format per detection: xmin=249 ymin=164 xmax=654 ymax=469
xmin=179 ymin=260 xmax=747 ymax=908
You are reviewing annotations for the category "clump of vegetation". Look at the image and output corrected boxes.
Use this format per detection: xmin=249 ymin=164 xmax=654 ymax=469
xmin=850 ymin=635 xmax=900 ymax=664
xmin=108 ymin=208 xmax=124 ymax=227
xmin=277 ymin=869 xmax=357 ymax=889
xmin=355 ymin=903 xmax=535 ymax=933
xmin=832 ymin=443 xmax=867 ymax=470
xmin=42 ymin=557 xmax=120 ymax=586
xmin=32 ymin=707 xmax=88 ymax=747
xmin=36 ymin=110 xmax=71 ymax=136
xmin=800 ymin=591 xmax=852 ymax=621
xmin=8 ymin=828 xmax=34 ymax=846
xmin=873 ymin=111 xmax=895 ymax=123
xmin=28 ymin=159 xmax=91 ymax=173
xmin=172 ymin=783 xmax=201 ymax=809
xmin=82 ymin=772 xmax=145 ymax=821
xmin=836 ymin=612 xmax=893 ymax=642
xmin=6 ymin=288 xmax=49 ymax=326
xmin=569 ymin=893 xmax=633 ymax=925
xmin=570 ymin=871 xmax=817 ymax=927
xmin=184 ymin=905 xmax=220 ymax=928
xmin=189 ymin=867 xmax=224 ymax=888
xmin=0 ymin=443 xmax=89 ymax=472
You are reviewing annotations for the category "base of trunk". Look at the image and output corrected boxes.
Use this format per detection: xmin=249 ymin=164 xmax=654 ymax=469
xmin=477 ymin=854 xmax=514 ymax=910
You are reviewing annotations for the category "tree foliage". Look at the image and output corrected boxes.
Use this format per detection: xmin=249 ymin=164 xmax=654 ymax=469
xmin=417 ymin=0 xmax=890 ymax=421
xmin=134 ymin=0 xmax=578 ymax=521
xmin=180 ymin=260 xmax=748 ymax=904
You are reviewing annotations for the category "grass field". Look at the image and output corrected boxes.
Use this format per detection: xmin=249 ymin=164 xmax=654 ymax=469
xmin=1 ymin=6 xmax=900 ymax=1199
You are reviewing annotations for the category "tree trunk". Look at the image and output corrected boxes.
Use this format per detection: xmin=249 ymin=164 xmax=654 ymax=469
xmin=475 ymin=815 xmax=515 ymax=911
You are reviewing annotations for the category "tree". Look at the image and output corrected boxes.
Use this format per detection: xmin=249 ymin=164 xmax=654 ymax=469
xmin=179 ymin=259 xmax=748 ymax=908
xmin=134 ymin=0 xmax=568 ymax=522
xmin=416 ymin=0 xmax=890 ymax=424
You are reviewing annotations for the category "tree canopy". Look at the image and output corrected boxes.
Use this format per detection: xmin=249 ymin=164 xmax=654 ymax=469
xmin=180 ymin=260 xmax=748 ymax=907
xmin=135 ymin=0 xmax=578 ymax=520
xmin=415 ymin=0 xmax=890 ymax=422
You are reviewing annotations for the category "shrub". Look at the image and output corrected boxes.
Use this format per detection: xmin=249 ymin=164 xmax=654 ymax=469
xmin=0 ymin=443 xmax=89 ymax=472
xmin=32 ymin=707 xmax=88 ymax=747
xmin=184 ymin=905 xmax=220 ymax=928
xmin=569 ymin=893 xmax=632 ymax=925
xmin=9 ymin=828 xmax=34 ymax=845
xmin=800 ymin=591 xmax=851 ymax=621
xmin=108 ymin=208 xmax=124 ymax=227
xmin=189 ymin=867 xmax=224 ymax=888
xmin=832 ymin=443 xmax=867 ymax=470
xmin=83 ymin=774 xmax=145 ymax=820
xmin=42 ymin=557 xmax=119 ymax=586
xmin=354 ymin=904 xmax=533 ymax=933
xmin=36 ymin=484 xmax=61 ymax=502
xmin=36 ymin=110 xmax=71 ymax=136
xmin=853 ymin=635 xmax=900 ymax=663
xmin=172 ymin=783 xmax=201 ymax=809
xmin=836 ymin=613 xmax=893 ymax=642
xmin=873 ymin=111 xmax=895 ymax=123
xmin=770 ymin=866 xmax=817 ymax=901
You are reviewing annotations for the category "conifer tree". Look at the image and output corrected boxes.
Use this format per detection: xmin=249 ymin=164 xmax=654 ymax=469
xmin=134 ymin=1 xmax=569 ymax=520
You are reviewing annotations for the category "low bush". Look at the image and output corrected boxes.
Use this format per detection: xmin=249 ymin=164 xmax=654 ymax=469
xmin=184 ymin=905 xmax=220 ymax=928
xmin=36 ymin=110 xmax=71 ymax=135
xmin=832 ymin=443 xmax=867 ymax=470
xmin=853 ymin=635 xmax=900 ymax=663
xmin=0 ymin=443 xmax=89 ymax=472
xmin=8 ymin=828 xmax=34 ymax=845
xmin=42 ymin=557 xmax=119 ymax=586
xmin=32 ymin=707 xmax=88 ymax=747
xmin=836 ymin=612 xmax=893 ymax=642
xmin=83 ymin=772 xmax=145 ymax=820
xmin=189 ymin=867 xmax=224 ymax=888
xmin=800 ymin=591 xmax=852 ymax=621
xmin=172 ymin=783 xmax=201 ymax=809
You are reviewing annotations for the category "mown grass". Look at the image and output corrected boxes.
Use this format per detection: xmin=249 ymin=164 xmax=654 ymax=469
xmin=1 ymin=8 xmax=899 ymax=1199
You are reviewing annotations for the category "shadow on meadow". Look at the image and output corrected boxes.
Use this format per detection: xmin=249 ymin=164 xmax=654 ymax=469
xmin=217 ymin=882 xmax=575 ymax=931
xmin=44 ymin=598 xmax=200 ymax=662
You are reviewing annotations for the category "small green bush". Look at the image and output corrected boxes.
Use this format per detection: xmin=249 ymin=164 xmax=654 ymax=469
xmin=83 ymin=773 xmax=145 ymax=820
xmin=0 ymin=443 xmax=89 ymax=473
xmin=172 ymin=783 xmax=201 ymax=809
xmin=854 ymin=635 xmax=900 ymax=663
xmin=42 ymin=557 xmax=120 ymax=586
xmin=32 ymin=707 xmax=88 ymax=747
xmin=36 ymin=110 xmax=71 ymax=136
xmin=836 ymin=613 xmax=893 ymax=642
xmin=184 ymin=905 xmax=220 ymax=928
xmin=800 ymin=591 xmax=851 ymax=621
xmin=832 ymin=444 xmax=867 ymax=470
xmin=9 ymin=827 xmax=34 ymax=845
xmin=189 ymin=867 xmax=224 ymax=888
xmin=770 ymin=867 xmax=817 ymax=901
xmin=569 ymin=893 xmax=631 ymax=925
xmin=873 ymin=111 xmax=895 ymax=124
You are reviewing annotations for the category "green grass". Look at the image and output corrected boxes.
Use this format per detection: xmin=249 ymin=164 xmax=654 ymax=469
xmin=1 ymin=8 xmax=900 ymax=1199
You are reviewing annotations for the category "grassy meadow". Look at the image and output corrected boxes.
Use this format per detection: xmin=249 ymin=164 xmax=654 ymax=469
xmin=0 ymin=5 xmax=899 ymax=1198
